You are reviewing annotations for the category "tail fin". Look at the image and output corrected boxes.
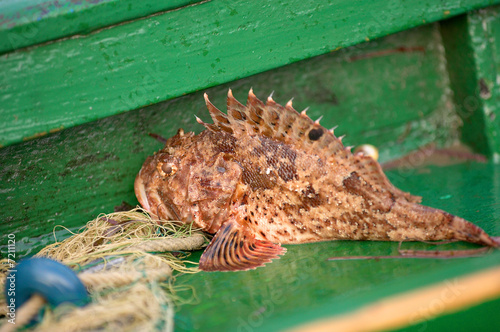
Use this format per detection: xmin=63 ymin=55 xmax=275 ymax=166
xmin=405 ymin=204 xmax=499 ymax=248
xmin=449 ymin=215 xmax=499 ymax=248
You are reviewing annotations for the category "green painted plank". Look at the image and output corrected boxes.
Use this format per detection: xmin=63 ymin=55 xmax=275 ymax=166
xmin=0 ymin=23 xmax=460 ymax=257
xmin=441 ymin=5 xmax=500 ymax=158
xmin=468 ymin=7 xmax=500 ymax=159
xmin=1 ymin=0 xmax=498 ymax=147
xmin=176 ymin=250 xmax=500 ymax=331
xmin=0 ymin=0 xmax=200 ymax=54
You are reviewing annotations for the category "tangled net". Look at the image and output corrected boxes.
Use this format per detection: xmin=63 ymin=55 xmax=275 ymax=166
xmin=0 ymin=208 xmax=208 ymax=332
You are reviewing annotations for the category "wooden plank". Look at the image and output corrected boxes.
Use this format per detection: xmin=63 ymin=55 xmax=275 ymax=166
xmin=0 ymin=0 xmax=200 ymax=54
xmin=1 ymin=0 xmax=498 ymax=147
xmin=288 ymin=267 xmax=500 ymax=332
xmin=441 ymin=5 xmax=500 ymax=157
xmin=0 ymin=23 xmax=460 ymax=257
xmin=175 ymin=234 xmax=500 ymax=331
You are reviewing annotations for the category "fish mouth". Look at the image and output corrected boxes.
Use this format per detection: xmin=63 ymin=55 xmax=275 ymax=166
xmin=134 ymin=172 xmax=151 ymax=213
xmin=134 ymin=169 xmax=179 ymax=221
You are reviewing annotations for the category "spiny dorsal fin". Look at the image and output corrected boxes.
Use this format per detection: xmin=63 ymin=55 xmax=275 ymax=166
xmin=204 ymin=89 xmax=345 ymax=157
xmin=204 ymin=93 xmax=233 ymax=135
xmin=203 ymin=89 xmax=420 ymax=203
xmin=195 ymin=115 xmax=221 ymax=133
xmin=351 ymin=153 xmax=422 ymax=203
xmin=227 ymin=89 xmax=256 ymax=137
xmin=244 ymin=91 xmax=418 ymax=204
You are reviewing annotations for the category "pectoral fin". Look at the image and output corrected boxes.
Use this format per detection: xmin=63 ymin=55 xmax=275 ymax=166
xmin=199 ymin=219 xmax=286 ymax=272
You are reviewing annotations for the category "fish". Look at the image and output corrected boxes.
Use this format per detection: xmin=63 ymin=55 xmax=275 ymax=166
xmin=134 ymin=89 xmax=500 ymax=272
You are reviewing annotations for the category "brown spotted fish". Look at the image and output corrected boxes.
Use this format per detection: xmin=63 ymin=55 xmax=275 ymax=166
xmin=134 ymin=90 xmax=499 ymax=272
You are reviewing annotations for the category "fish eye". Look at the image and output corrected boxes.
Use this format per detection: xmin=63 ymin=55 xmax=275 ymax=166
xmin=162 ymin=164 xmax=173 ymax=174
xmin=157 ymin=162 xmax=177 ymax=177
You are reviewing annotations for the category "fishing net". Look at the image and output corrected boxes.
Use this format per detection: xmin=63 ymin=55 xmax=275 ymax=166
xmin=0 ymin=207 xmax=207 ymax=332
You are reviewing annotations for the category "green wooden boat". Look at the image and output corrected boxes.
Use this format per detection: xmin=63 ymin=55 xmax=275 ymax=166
xmin=1 ymin=1 xmax=499 ymax=331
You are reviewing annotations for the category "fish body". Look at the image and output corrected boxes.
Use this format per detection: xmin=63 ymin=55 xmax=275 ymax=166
xmin=135 ymin=90 xmax=499 ymax=271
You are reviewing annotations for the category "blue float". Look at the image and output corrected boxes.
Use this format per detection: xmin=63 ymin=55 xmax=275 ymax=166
xmin=4 ymin=257 xmax=89 ymax=310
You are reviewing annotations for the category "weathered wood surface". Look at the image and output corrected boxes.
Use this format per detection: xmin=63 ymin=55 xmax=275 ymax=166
xmin=0 ymin=0 xmax=200 ymax=54
xmin=441 ymin=6 xmax=500 ymax=159
xmin=1 ymin=0 xmax=498 ymax=147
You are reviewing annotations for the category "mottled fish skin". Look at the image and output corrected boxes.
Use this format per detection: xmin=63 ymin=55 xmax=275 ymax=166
xmin=135 ymin=90 xmax=499 ymax=271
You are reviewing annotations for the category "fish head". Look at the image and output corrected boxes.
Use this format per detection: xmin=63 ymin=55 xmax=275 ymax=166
xmin=135 ymin=129 xmax=241 ymax=229
xmin=134 ymin=128 xmax=196 ymax=221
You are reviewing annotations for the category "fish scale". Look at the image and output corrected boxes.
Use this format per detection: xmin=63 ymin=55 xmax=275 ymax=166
xmin=134 ymin=89 xmax=499 ymax=272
